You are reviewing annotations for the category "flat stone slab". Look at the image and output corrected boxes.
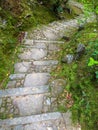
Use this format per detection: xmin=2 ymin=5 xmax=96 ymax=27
xmin=0 ymin=112 xmax=66 ymax=129
xmin=23 ymin=39 xmax=64 ymax=44
xmin=23 ymin=40 xmax=47 ymax=49
xmin=31 ymin=65 xmax=57 ymax=73
xmin=7 ymin=81 xmax=16 ymax=88
xmin=24 ymin=73 xmax=50 ymax=87
xmin=0 ymin=86 xmax=50 ymax=119
xmin=33 ymin=40 xmax=64 ymax=44
xmin=0 ymin=85 xmax=49 ymax=98
xmin=33 ymin=60 xmax=58 ymax=66
xmin=48 ymin=43 xmax=60 ymax=51
xmin=9 ymin=74 xmax=25 ymax=80
xmin=14 ymin=62 xmax=31 ymax=73
xmin=18 ymin=48 xmax=47 ymax=60
xmin=43 ymin=29 xmax=58 ymax=40
xmin=50 ymin=79 xmax=66 ymax=97
xmin=13 ymin=94 xmax=44 ymax=116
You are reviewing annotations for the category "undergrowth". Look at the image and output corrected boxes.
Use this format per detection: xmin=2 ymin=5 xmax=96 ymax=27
xmin=51 ymin=23 xmax=98 ymax=130
xmin=0 ymin=2 xmax=57 ymax=89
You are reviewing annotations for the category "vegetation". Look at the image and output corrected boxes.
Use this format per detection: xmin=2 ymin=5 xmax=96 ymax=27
xmin=0 ymin=0 xmax=58 ymax=88
xmin=51 ymin=22 xmax=98 ymax=130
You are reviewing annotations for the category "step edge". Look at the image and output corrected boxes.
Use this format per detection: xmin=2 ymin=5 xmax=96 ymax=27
xmin=0 ymin=85 xmax=49 ymax=98
xmin=0 ymin=112 xmax=62 ymax=126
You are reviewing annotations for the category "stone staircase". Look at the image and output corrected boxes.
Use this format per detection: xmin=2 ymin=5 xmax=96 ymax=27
xmin=0 ymin=1 xmax=96 ymax=130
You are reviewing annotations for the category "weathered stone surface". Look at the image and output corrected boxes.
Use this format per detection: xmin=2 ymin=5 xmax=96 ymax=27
xmin=33 ymin=42 xmax=47 ymax=49
xmin=76 ymin=43 xmax=85 ymax=53
xmin=33 ymin=40 xmax=64 ymax=44
xmin=33 ymin=60 xmax=58 ymax=66
xmin=62 ymin=54 xmax=74 ymax=64
xmin=0 ymin=86 xmax=49 ymax=98
xmin=14 ymin=125 xmax=24 ymax=130
xmin=0 ymin=112 xmax=64 ymax=126
xmin=43 ymin=29 xmax=58 ymax=40
xmin=48 ymin=44 xmax=60 ymax=51
xmin=24 ymin=124 xmax=47 ymax=130
xmin=32 ymin=65 xmax=57 ymax=73
xmin=63 ymin=111 xmax=72 ymax=126
xmin=23 ymin=42 xmax=47 ymax=49
xmin=24 ymin=73 xmax=50 ymax=87
xmin=19 ymin=48 xmax=47 ymax=60
xmin=14 ymin=62 xmax=31 ymax=73
xmin=0 ymin=127 xmax=11 ymax=130
xmin=23 ymin=39 xmax=34 ymax=45
xmin=13 ymin=95 xmax=44 ymax=116
xmin=6 ymin=81 xmax=16 ymax=88
xmin=0 ymin=128 xmax=4 ymax=130
xmin=44 ymin=97 xmax=51 ymax=106
xmin=9 ymin=74 xmax=25 ymax=80
xmin=67 ymin=0 xmax=83 ymax=15
xmin=50 ymin=79 xmax=66 ymax=97
xmin=24 ymin=124 xmax=56 ymax=130
xmin=30 ymin=29 xmax=46 ymax=40
xmin=74 ymin=43 xmax=85 ymax=60
xmin=0 ymin=99 xmax=2 ymax=106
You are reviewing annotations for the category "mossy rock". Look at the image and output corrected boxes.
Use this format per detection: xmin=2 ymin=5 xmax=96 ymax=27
xmin=66 ymin=0 xmax=83 ymax=15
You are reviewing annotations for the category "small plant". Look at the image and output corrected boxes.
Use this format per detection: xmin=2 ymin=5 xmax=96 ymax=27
xmin=88 ymin=57 xmax=98 ymax=66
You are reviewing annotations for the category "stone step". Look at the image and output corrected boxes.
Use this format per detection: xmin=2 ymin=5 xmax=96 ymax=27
xmin=0 ymin=85 xmax=49 ymax=98
xmin=21 ymin=40 xmax=64 ymax=52
xmin=21 ymin=42 xmax=62 ymax=51
xmin=18 ymin=48 xmax=61 ymax=61
xmin=23 ymin=39 xmax=64 ymax=45
xmin=29 ymin=12 xmax=96 ymax=40
xmin=14 ymin=60 xmax=58 ymax=73
xmin=0 ymin=85 xmax=51 ymax=118
xmin=0 ymin=112 xmax=66 ymax=130
xmin=0 ymin=112 xmax=81 ymax=130
xmin=18 ymin=48 xmax=48 ymax=60
xmin=30 ymin=20 xmax=77 ymax=40
xmin=7 ymin=73 xmax=50 ymax=88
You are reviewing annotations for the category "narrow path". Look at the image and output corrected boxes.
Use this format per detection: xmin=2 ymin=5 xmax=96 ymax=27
xmin=0 ymin=1 xmax=96 ymax=130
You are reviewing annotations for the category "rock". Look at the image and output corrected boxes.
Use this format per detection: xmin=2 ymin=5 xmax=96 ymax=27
xmin=48 ymin=44 xmax=60 ymax=51
xmin=50 ymin=79 xmax=66 ymax=97
xmin=67 ymin=0 xmax=83 ymax=15
xmin=19 ymin=48 xmax=47 ymax=60
xmin=6 ymin=81 xmax=16 ymax=88
xmin=33 ymin=60 xmax=58 ymax=66
xmin=44 ymin=97 xmax=51 ymax=106
xmin=62 ymin=54 xmax=74 ymax=64
xmin=9 ymin=74 xmax=25 ymax=80
xmin=14 ymin=62 xmax=31 ymax=73
xmin=13 ymin=95 xmax=44 ymax=116
xmin=47 ymin=127 xmax=53 ymax=130
xmin=0 ymin=107 xmax=5 ymax=113
xmin=14 ymin=125 xmax=24 ymax=130
xmin=77 ymin=43 xmax=85 ymax=53
xmin=74 ymin=43 xmax=85 ymax=60
xmin=24 ymin=73 xmax=50 ymax=87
